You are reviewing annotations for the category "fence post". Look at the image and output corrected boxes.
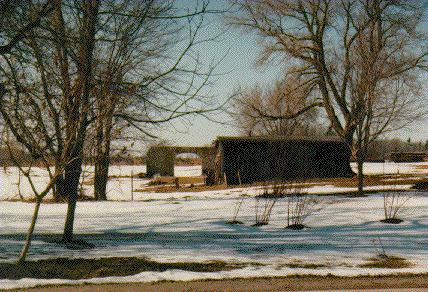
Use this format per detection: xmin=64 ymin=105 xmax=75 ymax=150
xmin=131 ymin=170 xmax=134 ymax=201
xmin=237 ymin=169 xmax=242 ymax=186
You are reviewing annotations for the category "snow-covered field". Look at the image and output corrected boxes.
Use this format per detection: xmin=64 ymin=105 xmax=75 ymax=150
xmin=1 ymin=192 xmax=428 ymax=289
xmin=0 ymin=162 xmax=427 ymax=289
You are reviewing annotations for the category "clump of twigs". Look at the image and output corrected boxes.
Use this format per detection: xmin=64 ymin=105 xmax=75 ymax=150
xmin=381 ymin=191 xmax=410 ymax=224
xmin=285 ymin=181 xmax=319 ymax=230
xmin=252 ymin=180 xmax=285 ymax=226
xmin=253 ymin=197 xmax=277 ymax=226
xmin=257 ymin=180 xmax=288 ymax=198
xmin=226 ymin=198 xmax=244 ymax=225
xmin=381 ymin=174 xmax=412 ymax=224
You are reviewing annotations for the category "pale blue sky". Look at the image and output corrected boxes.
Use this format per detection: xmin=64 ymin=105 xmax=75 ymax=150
xmin=157 ymin=1 xmax=428 ymax=147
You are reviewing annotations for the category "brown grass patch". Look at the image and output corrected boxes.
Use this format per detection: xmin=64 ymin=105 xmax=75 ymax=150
xmin=0 ymin=257 xmax=245 ymax=280
xmin=132 ymin=173 xmax=425 ymax=194
xmin=359 ymin=256 xmax=413 ymax=269
xmin=109 ymin=172 xmax=146 ymax=179
xmin=415 ymin=164 xmax=428 ymax=169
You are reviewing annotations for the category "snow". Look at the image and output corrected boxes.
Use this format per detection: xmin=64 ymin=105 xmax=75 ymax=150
xmin=350 ymin=161 xmax=428 ymax=175
xmin=1 ymin=192 xmax=427 ymax=289
xmin=0 ymin=162 xmax=427 ymax=289
xmin=174 ymin=165 xmax=202 ymax=177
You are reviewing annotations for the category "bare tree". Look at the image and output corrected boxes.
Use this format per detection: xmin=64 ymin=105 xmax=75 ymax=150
xmin=0 ymin=0 xmax=100 ymax=243
xmin=1 ymin=128 xmax=62 ymax=264
xmin=230 ymin=0 xmax=428 ymax=195
xmin=230 ymin=74 xmax=323 ymax=136
xmin=1 ymin=0 xmax=228 ymax=248
xmin=349 ymin=2 xmax=427 ymax=193
xmin=0 ymin=1 xmax=53 ymax=55
xmin=90 ymin=1 xmax=226 ymax=201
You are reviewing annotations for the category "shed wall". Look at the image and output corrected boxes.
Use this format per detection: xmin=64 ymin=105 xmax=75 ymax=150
xmin=219 ymin=139 xmax=353 ymax=185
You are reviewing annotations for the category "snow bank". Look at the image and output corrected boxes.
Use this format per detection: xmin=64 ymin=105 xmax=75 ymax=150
xmin=1 ymin=265 xmax=427 ymax=290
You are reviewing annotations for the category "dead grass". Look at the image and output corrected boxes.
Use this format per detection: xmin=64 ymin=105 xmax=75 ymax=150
xmin=109 ymin=172 xmax=146 ymax=179
xmin=359 ymin=256 xmax=413 ymax=269
xmin=136 ymin=173 xmax=425 ymax=194
xmin=415 ymin=164 xmax=428 ymax=169
xmin=280 ymin=262 xmax=329 ymax=269
xmin=0 ymin=257 xmax=245 ymax=280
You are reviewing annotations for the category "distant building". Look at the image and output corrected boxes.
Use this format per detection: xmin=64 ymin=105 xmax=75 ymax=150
xmin=388 ymin=152 xmax=427 ymax=163
xmin=145 ymin=136 xmax=354 ymax=186
xmin=214 ymin=136 xmax=353 ymax=185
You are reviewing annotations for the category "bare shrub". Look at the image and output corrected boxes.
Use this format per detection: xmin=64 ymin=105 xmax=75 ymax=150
xmin=287 ymin=194 xmax=310 ymax=229
xmin=381 ymin=173 xmax=413 ymax=224
xmin=286 ymin=184 xmax=321 ymax=230
xmin=253 ymin=197 xmax=277 ymax=227
xmin=226 ymin=198 xmax=244 ymax=225
xmin=258 ymin=180 xmax=288 ymax=198
xmin=381 ymin=191 xmax=411 ymax=224
xmin=372 ymin=237 xmax=388 ymax=259
xmin=251 ymin=180 xmax=285 ymax=226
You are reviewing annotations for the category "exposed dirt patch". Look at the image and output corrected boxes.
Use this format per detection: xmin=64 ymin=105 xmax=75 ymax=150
xmin=381 ymin=218 xmax=404 ymax=224
xmin=0 ymin=257 xmax=245 ymax=280
xmin=412 ymin=180 xmax=428 ymax=190
xmin=251 ymin=222 xmax=268 ymax=227
xmin=286 ymin=224 xmax=306 ymax=230
xmin=415 ymin=164 xmax=428 ymax=169
xmin=226 ymin=220 xmax=244 ymax=225
xmin=136 ymin=173 xmax=425 ymax=194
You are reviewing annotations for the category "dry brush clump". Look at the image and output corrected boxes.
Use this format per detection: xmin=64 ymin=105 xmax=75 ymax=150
xmin=381 ymin=191 xmax=412 ymax=224
xmin=360 ymin=238 xmax=413 ymax=269
xmin=381 ymin=174 xmax=414 ymax=224
xmin=253 ymin=180 xmax=321 ymax=228
xmin=284 ymin=182 xmax=321 ymax=230
xmin=253 ymin=197 xmax=277 ymax=227
xmin=252 ymin=180 xmax=285 ymax=226
xmin=226 ymin=198 xmax=244 ymax=225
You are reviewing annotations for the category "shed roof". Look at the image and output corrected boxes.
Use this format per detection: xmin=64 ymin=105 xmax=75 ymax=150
xmin=214 ymin=135 xmax=343 ymax=146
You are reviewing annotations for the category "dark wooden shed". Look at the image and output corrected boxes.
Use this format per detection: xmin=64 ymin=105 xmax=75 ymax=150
xmin=214 ymin=136 xmax=353 ymax=185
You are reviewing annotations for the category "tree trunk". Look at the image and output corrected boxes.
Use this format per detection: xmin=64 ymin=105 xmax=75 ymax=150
xmin=93 ymin=106 xmax=113 ymax=201
xmin=94 ymin=154 xmax=109 ymax=200
xmin=357 ymin=156 xmax=364 ymax=196
xmin=53 ymin=166 xmax=66 ymax=202
xmin=62 ymin=155 xmax=83 ymax=242
xmin=17 ymin=197 xmax=41 ymax=264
